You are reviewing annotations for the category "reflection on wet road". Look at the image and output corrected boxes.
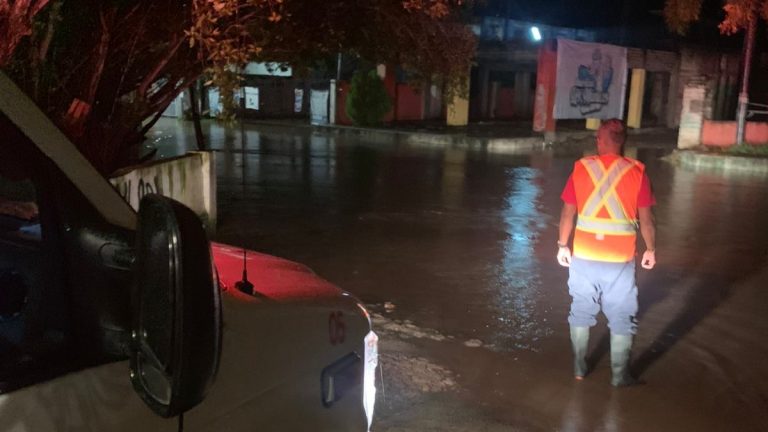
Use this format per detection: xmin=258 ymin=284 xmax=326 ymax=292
xmin=153 ymin=119 xmax=768 ymax=431
xmin=199 ymin=124 xmax=562 ymax=351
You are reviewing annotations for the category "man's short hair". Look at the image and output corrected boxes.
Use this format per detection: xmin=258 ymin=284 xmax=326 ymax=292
xmin=598 ymin=119 xmax=627 ymax=146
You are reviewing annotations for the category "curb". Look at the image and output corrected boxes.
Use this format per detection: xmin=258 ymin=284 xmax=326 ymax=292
xmin=312 ymin=124 xmax=604 ymax=154
xmin=244 ymin=120 xmax=675 ymax=153
xmin=666 ymin=150 xmax=768 ymax=175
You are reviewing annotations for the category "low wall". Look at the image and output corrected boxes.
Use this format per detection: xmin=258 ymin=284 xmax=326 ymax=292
xmin=701 ymin=120 xmax=768 ymax=147
xmin=670 ymin=150 xmax=768 ymax=175
xmin=110 ymin=151 xmax=217 ymax=232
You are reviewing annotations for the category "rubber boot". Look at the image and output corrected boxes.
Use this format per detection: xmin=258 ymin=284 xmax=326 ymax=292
xmin=570 ymin=326 xmax=589 ymax=379
xmin=610 ymin=333 xmax=638 ymax=386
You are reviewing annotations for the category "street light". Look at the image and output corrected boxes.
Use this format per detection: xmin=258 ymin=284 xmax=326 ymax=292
xmin=530 ymin=26 xmax=542 ymax=42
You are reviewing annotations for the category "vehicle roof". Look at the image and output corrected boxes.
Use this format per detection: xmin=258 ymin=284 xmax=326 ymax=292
xmin=0 ymin=72 xmax=136 ymax=230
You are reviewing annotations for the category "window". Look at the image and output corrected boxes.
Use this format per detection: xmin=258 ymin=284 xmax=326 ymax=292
xmin=0 ymin=177 xmax=39 ymax=241
xmin=0 ymin=162 xmax=41 ymax=352
xmin=0 ymin=138 xmax=68 ymax=393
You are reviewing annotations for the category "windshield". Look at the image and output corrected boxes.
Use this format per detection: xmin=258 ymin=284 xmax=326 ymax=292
xmin=0 ymin=132 xmax=40 ymax=241
xmin=0 ymin=72 xmax=136 ymax=230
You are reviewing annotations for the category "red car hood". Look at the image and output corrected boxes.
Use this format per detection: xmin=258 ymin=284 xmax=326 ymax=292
xmin=211 ymin=242 xmax=343 ymax=301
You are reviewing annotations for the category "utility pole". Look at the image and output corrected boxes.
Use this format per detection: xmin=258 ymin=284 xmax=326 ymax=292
xmin=736 ymin=10 xmax=758 ymax=146
xmin=329 ymin=52 xmax=342 ymax=125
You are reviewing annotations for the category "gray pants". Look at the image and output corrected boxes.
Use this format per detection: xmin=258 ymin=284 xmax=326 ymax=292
xmin=568 ymin=257 xmax=638 ymax=335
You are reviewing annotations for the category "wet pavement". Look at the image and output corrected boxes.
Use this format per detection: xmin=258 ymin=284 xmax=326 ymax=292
xmin=152 ymin=118 xmax=768 ymax=431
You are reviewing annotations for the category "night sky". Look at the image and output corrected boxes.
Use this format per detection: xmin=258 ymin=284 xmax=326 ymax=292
xmin=474 ymin=0 xmax=667 ymax=27
xmin=474 ymin=0 xmax=743 ymax=50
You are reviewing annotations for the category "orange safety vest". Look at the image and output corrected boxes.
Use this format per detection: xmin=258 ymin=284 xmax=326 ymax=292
xmin=572 ymin=154 xmax=644 ymax=263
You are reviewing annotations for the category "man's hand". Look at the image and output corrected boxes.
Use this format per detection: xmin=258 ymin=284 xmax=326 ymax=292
xmin=641 ymin=250 xmax=656 ymax=270
xmin=638 ymin=207 xmax=656 ymax=270
xmin=558 ymin=203 xmax=576 ymax=268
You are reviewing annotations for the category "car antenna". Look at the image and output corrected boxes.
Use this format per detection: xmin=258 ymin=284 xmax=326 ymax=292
xmin=232 ymin=11 xmax=255 ymax=298
xmin=235 ymin=248 xmax=254 ymax=295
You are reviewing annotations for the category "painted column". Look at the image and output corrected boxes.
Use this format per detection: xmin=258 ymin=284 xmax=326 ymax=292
xmin=533 ymin=40 xmax=557 ymax=139
xmin=447 ymin=67 xmax=470 ymax=126
xmin=627 ymin=68 xmax=647 ymax=129
xmin=677 ymin=84 xmax=706 ymax=149
xmin=447 ymin=85 xmax=470 ymax=126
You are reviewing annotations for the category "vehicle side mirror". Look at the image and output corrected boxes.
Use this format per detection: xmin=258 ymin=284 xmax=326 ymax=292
xmin=130 ymin=194 xmax=222 ymax=418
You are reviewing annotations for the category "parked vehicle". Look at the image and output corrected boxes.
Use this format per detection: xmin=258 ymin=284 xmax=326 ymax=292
xmin=0 ymin=72 xmax=377 ymax=431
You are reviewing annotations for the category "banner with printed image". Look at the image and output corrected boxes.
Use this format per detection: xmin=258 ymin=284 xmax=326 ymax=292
xmin=554 ymin=39 xmax=628 ymax=119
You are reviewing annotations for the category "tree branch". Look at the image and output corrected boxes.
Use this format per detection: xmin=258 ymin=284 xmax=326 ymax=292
xmin=137 ymin=35 xmax=185 ymax=98
xmin=83 ymin=7 xmax=113 ymax=104
xmin=30 ymin=0 xmax=50 ymax=17
xmin=139 ymin=73 xmax=199 ymax=137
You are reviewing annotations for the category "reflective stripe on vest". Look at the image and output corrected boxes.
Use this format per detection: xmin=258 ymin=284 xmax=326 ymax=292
xmin=576 ymin=215 xmax=637 ymax=235
xmin=576 ymin=158 xmax=638 ymax=236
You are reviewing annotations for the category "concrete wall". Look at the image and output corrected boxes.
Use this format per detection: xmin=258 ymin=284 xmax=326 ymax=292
xmin=701 ymin=120 xmax=768 ymax=147
xmin=674 ymin=49 xmax=742 ymax=148
xmin=672 ymin=49 xmax=740 ymax=127
xmin=110 ymin=152 xmax=217 ymax=232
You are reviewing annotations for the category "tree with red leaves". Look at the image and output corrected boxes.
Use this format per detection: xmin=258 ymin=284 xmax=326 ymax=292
xmin=0 ymin=0 xmax=50 ymax=65
xmin=1 ymin=0 xmax=476 ymax=174
xmin=664 ymin=0 xmax=766 ymax=35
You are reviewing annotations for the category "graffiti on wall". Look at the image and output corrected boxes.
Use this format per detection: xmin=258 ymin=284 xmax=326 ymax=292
xmin=109 ymin=152 xmax=216 ymax=231
xmin=113 ymin=175 xmax=163 ymax=206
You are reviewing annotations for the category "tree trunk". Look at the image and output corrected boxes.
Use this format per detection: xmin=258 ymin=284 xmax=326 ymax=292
xmin=189 ymin=83 xmax=206 ymax=151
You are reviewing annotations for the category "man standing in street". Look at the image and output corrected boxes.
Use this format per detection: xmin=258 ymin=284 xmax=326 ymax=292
xmin=557 ymin=119 xmax=656 ymax=387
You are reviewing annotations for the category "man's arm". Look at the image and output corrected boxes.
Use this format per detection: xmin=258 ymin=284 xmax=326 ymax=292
xmin=638 ymin=206 xmax=656 ymax=269
xmin=557 ymin=203 xmax=577 ymax=267
xmin=559 ymin=203 xmax=577 ymax=245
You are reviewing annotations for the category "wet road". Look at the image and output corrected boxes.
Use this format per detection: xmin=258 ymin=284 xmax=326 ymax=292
xmin=153 ymin=119 xmax=768 ymax=431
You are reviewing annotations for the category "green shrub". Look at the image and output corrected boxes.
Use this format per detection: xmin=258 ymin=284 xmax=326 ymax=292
xmin=726 ymin=144 xmax=768 ymax=157
xmin=346 ymin=70 xmax=392 ymax=127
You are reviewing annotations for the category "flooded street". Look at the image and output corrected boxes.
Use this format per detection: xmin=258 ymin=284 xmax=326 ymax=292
xmin=155 ymin=119 xmax=768 ymax=431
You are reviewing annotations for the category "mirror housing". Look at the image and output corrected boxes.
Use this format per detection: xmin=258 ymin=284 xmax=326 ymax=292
xmin=131 ymin=194 xmax=222 ymax=418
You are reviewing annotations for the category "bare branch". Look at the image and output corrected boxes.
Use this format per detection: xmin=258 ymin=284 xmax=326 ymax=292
xmin=137 ymin=36 xmax=185 ymax=98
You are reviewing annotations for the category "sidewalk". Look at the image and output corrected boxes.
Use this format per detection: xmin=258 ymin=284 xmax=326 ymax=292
xmin=244 ymin=118 xmax=679 ymax=153
xmin=145 ymin=116 xmax=678 ymax=160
